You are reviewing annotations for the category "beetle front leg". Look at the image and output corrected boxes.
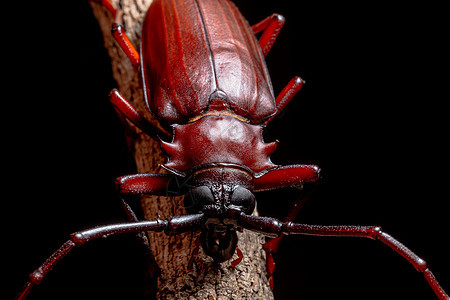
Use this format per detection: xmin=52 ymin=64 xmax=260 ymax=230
xmin=115 ymin=173 xmax=187 ymax=196
xmin=115 ymin=172 xmax=182 ymax=272
xmin=116 ymin=172 xmax=189 ymax=289
xmin=262 ymin=186 xmax=316 ymax=289
xmin=115 ymin=172 xmax=185 ymax=285
xmin=254 ymin=164 xmax=319 ymax=287
xmin=118 ymin=198 xmax=161 ymax=297
xmin=15 ymin=214 xmax=205 ymax=300
xmin=254 ymin=164 xmax=320 ymax=191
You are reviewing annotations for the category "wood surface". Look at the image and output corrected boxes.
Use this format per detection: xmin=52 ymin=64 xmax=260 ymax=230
xmin=90 ymin=1 xmax=273 ymax=298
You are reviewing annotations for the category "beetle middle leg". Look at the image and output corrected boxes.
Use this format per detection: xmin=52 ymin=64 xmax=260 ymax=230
xmin=109 ymin=89 xmax=171 ymax=141
xmin=264 ymin=76 xmax=305 ymax=125
xmin=252 ymin=13 xmax=286 ymax=57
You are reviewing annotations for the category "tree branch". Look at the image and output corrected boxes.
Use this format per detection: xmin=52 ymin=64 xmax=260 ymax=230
xmin=90 ymin=1 xmax=273 ymax=298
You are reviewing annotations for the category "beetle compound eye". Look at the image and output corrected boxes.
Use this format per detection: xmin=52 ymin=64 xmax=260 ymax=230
xmin=230 ymin=186 xmax=256 ymax=215
xmin=184 ymin=186 xmax=214 ymax=214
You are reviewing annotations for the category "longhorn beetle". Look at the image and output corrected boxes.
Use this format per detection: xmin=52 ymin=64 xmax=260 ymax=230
xmin=16 ymin=0 xmax=449 ymax=299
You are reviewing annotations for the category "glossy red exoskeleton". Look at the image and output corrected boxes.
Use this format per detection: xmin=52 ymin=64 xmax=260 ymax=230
xmin=16 ymin=0 xmax=449 ymax=299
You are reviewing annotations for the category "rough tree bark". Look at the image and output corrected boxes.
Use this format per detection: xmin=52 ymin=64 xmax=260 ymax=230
xmin=90 ymin=1 xmax=273 ymax=299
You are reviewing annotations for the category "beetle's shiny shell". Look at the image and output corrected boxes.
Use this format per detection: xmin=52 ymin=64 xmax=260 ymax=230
xmin=141 ymin=0 xmax=276 ymax=125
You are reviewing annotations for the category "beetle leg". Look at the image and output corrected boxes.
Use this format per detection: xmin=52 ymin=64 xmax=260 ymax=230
xmin=262 ymin=237 xmax=279 ymax=289
xmin=264 ymin=76 xmax=304 ymax=125
xmin=254 ymin=164 xmax=320 ymax=192
xmin=119 ymin=198 xmax=161 ymax=297
xmin=229 ymin=247 xmax=244 ymax=268
xmin=15 ymin=214 xmax=205 ymax=300
xmin=109 ymin=89 xmax=171 ymax=141
xmin=90 ymin=0 xmax=122 ymax=23
xmin=115 ymin=173 xmax=189 ymax=196
xmin=238 ymin=214 xmax=450 ymax=300
xmin=115 ymin=171 xmax=189 ymax=280
xmin=252 ymin=13 xmax=285 ymax=57
xmin=90 ymin=0 xmax=139 ymax=67
xmin=262 ymin=185 xmax=316 ymax=289
xmin=188 ymin=236 xmax=202 ymax=271
xmin=112 ymin=23 xmax=140 ymax=68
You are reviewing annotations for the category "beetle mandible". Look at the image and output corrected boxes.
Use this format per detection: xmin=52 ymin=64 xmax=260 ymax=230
xmin=16 ymin=0 xmax=449 ymax=299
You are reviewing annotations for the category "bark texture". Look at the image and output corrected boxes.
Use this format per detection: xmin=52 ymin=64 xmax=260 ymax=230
xmin=90 ymin=1 xmax=273 ymax=299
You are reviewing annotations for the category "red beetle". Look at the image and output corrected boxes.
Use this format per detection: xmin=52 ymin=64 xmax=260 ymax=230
xmin=16 ymin=0 xmax=449 ymax=299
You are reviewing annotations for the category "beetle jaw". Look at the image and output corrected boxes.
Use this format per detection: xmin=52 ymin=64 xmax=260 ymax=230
xmin=180 ymin=167 xmax=256 ymax=262
xmin=200 ymin=219 xmax=239 ymax=263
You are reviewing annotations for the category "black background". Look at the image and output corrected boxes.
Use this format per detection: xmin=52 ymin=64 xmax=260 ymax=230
xmin=5 ymin=1 xmax=449 ymax=299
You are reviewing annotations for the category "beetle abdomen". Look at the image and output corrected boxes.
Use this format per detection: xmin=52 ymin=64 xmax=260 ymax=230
xmin=141 ymin=0 xmax=276 ymax=125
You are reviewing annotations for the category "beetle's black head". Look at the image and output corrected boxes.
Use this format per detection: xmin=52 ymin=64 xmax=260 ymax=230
xmin=183 ymin=166 xmax=255 ymax=217
xmin=183 ymin=166 xmax=255 ymax=262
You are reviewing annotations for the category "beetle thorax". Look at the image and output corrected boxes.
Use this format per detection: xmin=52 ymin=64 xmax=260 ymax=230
xmin=160 ymin=115 xmax=278 ymax=176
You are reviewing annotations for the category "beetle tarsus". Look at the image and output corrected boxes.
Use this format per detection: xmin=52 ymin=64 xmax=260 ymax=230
xmin=229 ymin=247 xmax=243 ymax=268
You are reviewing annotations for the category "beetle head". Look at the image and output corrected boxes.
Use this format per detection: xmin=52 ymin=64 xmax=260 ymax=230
xmin=183 ymin=166 xmax=255 ymax=217
xmin=183 ymin=166 xmax=255 ymax=262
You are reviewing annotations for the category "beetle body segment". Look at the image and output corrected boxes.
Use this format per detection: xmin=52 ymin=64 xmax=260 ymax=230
xmin=141 ymin=0 xmax=276 ymax=126
xmin=160 ymin=115 xmax=278 ymax=176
